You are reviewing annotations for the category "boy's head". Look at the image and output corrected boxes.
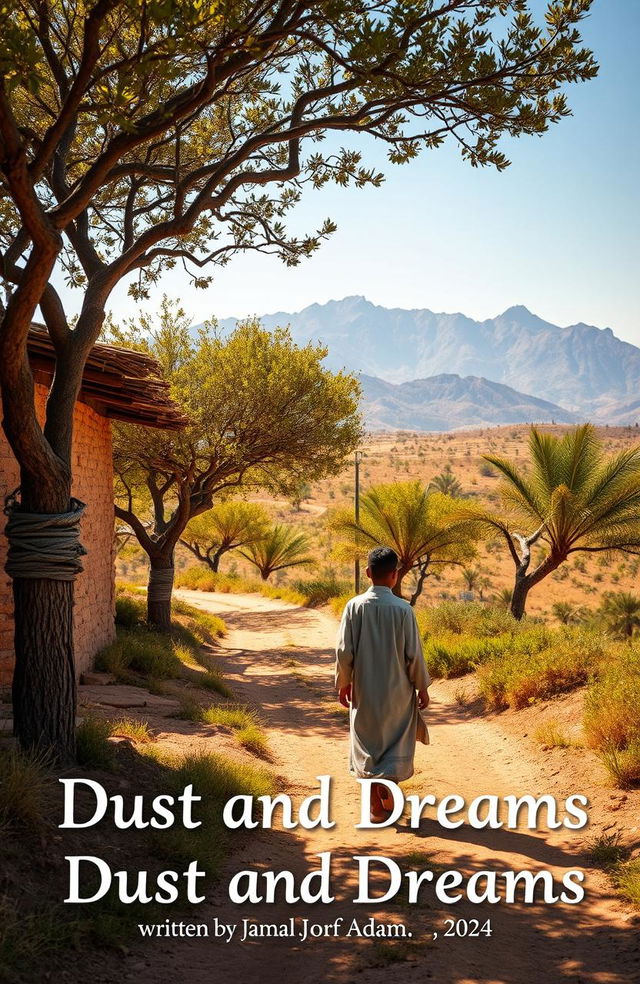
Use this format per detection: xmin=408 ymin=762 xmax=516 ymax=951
xmin=366 ymin=546 xmax=399 ymax=587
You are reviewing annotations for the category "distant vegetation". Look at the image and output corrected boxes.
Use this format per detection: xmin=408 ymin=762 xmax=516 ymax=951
xmin=120 ymin=423 xmax=640 ymax=791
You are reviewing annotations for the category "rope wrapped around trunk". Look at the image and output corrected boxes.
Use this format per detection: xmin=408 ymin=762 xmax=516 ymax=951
xmin=4 ymin=490 xmax=87 ymax=582
xmin=148 ymin=566 xmax=175 ymax=602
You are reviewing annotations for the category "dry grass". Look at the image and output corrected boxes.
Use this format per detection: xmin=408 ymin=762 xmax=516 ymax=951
xmin=108 ymin=717 xmax=153 ymax=743
xmin=597 ymin=742 xmax=640 ymax=789
xmin=0 ymin=748 xmax=51 ymax=829
xmin=616 ymin=858 xmax=640 ymax=906
xmin=533 ymin=721 xmax=573 ymax=749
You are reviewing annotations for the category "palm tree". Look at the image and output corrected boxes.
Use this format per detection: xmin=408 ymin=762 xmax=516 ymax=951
xmin=429 ymin=465 xmax=463 ymax=497
xmin=551 ymin=601 xmax=587 ymax=625
xmin=493 ymin=587 xmax=513 ymax=609
xmin=239 ymin=524 xmax=313 ymax=580
xmin=598 ymin=592 xmax=640 ymax=639
xmin=180 ymin=500 xmax=269 ymax=572
xmin=328 ymin=480 xmax=479 ymax=605
xmin=469 ymin=425 xmax=640 ymax=619
xmin=461 ymin=566 xmax=482 ymax=593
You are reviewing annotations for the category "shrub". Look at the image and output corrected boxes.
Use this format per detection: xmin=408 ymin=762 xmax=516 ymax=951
xmin=288 ymin=576 xmax=350 ymax=607
xmin=583 ymin=647 xmax=640 ymax=751
xmin=115 ymin=594 xmax=146 ymax=627
xmin=477 ymin=628 xmax=606 ymax=709
xmin=597 ymin=742 xmax=640 ymax=789
xmin=329 ymin=593 xmax=352 ymax=618
xmin=417 ymin=601 xmax=519 ymax=639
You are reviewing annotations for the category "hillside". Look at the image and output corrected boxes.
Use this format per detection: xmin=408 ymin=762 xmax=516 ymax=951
xmin=360 ymin=373 xmax=577 ymax=431
xmin=216 ymin=297 xmax=640 ymax=423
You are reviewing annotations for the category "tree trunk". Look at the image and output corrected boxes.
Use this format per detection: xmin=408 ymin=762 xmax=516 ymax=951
xmin=147 ymin=555 xmax=175 ymax=630
xmin=510 ymin=554 xmax=562 ymax=621
xmin=510 ymin=573 xmax=530 ymax=620
xmin=205 ymin=549 xmax=221 ymax=573
xmin=9 ymin=475 xmax=77 ymax=764
xmin=394 ymin=565 xmax=411 ymax=600
xmin=12 ymin=577 xmax=76 ymax=761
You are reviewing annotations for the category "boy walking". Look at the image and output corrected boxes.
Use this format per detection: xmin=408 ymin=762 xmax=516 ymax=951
xmin=335 ymin=546 xmax=431 ymax=821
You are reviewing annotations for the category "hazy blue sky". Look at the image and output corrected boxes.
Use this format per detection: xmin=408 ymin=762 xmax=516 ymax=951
xmin=71 ymin=0 xmax=640 ymax=344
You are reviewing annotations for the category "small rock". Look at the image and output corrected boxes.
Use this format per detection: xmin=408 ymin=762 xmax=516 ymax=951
xmin=80 ymin=671 xmax=116 ymax=686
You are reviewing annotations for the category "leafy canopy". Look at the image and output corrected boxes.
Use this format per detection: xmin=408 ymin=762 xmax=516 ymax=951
xmin=329 ymin=479 xmax=479 ymax=602
xmin=110 ymin=297 xmax=362 ymax=556
xmin=181 ymin=499 xmax=270 ymax=570
xmin=0 ymin=0 xmax=598 ymax=308
xmin=239 ymin=523 xmax=313 ymax=579
xmin=480 ymin=424 xmax=640 ymax=559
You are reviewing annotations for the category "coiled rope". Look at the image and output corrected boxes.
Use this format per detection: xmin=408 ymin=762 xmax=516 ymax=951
xmin=4 ymin=489 xmax=87 ymax=582
xmin=148 ymin=566 xmax=175 ymax=601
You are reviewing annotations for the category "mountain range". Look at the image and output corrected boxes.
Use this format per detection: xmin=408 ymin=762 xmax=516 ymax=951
xmin=214 ymin=298 xmax=640 ymax=431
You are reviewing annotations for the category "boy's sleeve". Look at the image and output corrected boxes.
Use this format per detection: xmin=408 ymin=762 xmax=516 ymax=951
xmin=335 ymin=601 xmax=355 ymax=690
xmin=404 ymin=607 xmax=431 ymax=690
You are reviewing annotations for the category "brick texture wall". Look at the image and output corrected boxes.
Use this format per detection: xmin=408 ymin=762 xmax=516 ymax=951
xmin=0 ymin=386 xmax=116 ymax=684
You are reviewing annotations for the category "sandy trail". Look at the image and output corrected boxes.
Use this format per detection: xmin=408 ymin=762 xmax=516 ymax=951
xmin=135 ymin=590 xmax=639 ymax=984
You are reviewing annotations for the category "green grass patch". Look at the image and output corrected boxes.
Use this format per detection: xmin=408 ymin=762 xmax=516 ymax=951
xmin=588 ymin=831 xmax=627 ymax=867
xmin=235 ymin=724 xmax=270 ymax=758
xmin=287 ymin=576 xmax=351 ymax=607
xmin=148 ymin=749 xmax=276 ymax=877
xmin=0 ymin=897 xmax=73 ymax=975
xmin=76 ymin=717 xmax=116 ymax=770
xmin=199 ymin=668 xmax=233 ymax=697
xmin=174 ymin=701 xmax=270 ymax=758
xmin=176 ymin=566 xmax=348 ymax=610
xmin=96 ymin=627 xmax=183 ymax=680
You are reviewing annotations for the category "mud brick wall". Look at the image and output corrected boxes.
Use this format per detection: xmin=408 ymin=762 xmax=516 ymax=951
xmin=0 ymin=387 xmax=116 ymax=684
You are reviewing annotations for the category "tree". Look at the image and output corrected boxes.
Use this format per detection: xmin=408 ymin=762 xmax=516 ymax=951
xmin=461 ymin=566 xmax=482 ymax=593
xmin=329 ymin=480 xmax=479 ymax=605
xmin=597 ymin=592 xmax=640 ymax=640
xmin=0 ymin=0 xmax=598 ymax=759
xmin=290 ymin=481 xmax=312 ymax=512
xmin=469 ymin=425 xmax=640 ymax=620
xmin=239 ymin=524 xmax=313 ymax=580
xmin=430 ymin=465 xmax=463 ymax=497
xmin=181 ymin=500 xmax=269 ymax=573
xmin=111 ymin=301 xmax=361 ymax=627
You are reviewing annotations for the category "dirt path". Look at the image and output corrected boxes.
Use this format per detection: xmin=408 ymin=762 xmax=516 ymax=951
xmin=134 ymin=591 xmax=639 ymax=984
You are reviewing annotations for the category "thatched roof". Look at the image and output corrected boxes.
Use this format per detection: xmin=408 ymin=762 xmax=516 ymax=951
xmin=27 ymin=325 xmax=188 ymax=430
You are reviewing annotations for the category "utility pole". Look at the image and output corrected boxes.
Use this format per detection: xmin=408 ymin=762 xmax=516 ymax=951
xmin=354 ymin=450 xmax=362 ymax=594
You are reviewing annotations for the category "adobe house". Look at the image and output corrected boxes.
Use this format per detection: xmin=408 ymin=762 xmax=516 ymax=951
xmin=0 ymin=326 xmax=186 ymax=685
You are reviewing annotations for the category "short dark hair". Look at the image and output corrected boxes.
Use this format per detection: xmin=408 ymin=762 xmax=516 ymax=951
xmin=367 ymin=546 xmax=399 ymax=576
